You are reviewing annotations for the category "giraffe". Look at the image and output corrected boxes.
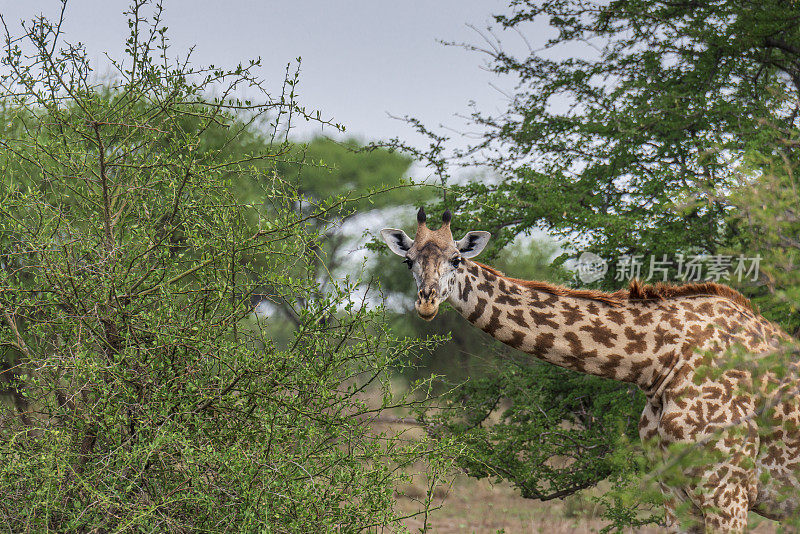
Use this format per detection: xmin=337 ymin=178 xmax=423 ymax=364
xmin=381 ymin=208 xmax=800 ymax=533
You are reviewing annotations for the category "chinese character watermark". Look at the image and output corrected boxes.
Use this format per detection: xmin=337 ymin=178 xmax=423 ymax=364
xmin=573 ymin=253 xmax=762 ymax=283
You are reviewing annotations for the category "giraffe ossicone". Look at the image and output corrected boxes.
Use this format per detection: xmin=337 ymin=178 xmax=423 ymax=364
xmin=381 ymin=209 xmax=799 ymax=533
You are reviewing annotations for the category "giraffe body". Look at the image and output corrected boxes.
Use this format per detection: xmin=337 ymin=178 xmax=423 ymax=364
xmin=451 ymin=261 xmax=797 ymax=532
xmin=381 ymin=209 xmax=800 ymax=532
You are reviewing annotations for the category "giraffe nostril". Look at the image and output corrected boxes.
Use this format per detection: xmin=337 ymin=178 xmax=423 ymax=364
xmin=418 ymin=287 xmax=437 ymax=300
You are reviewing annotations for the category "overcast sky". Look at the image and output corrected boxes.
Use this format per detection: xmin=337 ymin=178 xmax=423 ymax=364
xmin=0 ymin=0 xmax=540 ymax=152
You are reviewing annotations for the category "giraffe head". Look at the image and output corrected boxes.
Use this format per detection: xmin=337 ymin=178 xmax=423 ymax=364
xmin=381 ymin=208 xmax=490 ymax=320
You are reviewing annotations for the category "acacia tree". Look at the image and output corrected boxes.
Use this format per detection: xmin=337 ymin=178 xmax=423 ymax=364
xmin=444 ymin=0 xmax=800 ymax=258
xmin=0 ymin=3 xmax=451 ymax=531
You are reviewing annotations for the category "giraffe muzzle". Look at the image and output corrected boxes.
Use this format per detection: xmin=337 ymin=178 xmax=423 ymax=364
xmin=415 ymin=288 xmax=440 ymax=321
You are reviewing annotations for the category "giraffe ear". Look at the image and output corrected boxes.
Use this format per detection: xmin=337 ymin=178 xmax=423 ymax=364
xmin=380 ymin=228 xmax=414 ymax=256
xmin=456 ymin=231 xmax=491 ymax=258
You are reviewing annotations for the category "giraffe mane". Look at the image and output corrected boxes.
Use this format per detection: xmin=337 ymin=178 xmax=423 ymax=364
xmin=626 ymin=279 xmax=753 ymax=310
xmin=472 ymin=262 xmax=753 ymax=310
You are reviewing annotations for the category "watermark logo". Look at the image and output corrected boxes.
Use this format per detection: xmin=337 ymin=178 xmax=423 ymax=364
xmin=575 ymin=251 xmax=608 ymax=283
xmin=575 ymin=253 xmax=761 ymax=283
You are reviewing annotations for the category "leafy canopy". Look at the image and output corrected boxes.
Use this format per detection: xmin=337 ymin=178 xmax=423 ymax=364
xmin=444 ymin=0 xmax=800 ymax=261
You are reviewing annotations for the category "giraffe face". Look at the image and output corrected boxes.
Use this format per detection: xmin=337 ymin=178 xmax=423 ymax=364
xmin=406 ymin=240 xmax=462 ymax=320
xmin=380 ymin=209 xmax=490 ymax=321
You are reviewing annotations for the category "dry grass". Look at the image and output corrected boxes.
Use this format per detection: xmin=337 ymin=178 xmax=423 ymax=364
xmin=364 ymin=385 xmax=781 ymax=533
xmin=393 ymin=470 xmax=780 ymax=533
xmin=372 ymin=417 xmax=780 ymax=533
xmin=396 ymin=473 xmax=635 ymax=533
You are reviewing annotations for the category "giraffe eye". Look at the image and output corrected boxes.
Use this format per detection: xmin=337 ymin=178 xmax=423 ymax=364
xmin=450 ymin=257 xmax=461 ymax=268
xmin=403 ymin=258 xmax=413 ymax=270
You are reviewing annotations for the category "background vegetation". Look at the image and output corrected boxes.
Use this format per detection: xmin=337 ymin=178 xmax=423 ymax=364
xmin=0 ymin=0 xmax=798 ymax=532
xmin=0 ymin=3 xmax=452 ymax=531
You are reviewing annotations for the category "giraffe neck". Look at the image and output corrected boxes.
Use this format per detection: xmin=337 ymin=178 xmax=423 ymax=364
xmin=446 ymin=260 xmax=671 ymax=392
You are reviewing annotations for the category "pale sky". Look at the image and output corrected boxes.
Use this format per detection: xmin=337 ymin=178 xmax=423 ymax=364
xmin=0 ymin=0 xmax=541 ymax=150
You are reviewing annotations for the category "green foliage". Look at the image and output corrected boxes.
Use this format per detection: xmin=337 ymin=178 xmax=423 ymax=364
xmin=274 ymin=137 xmax=420 ymax=211
xmin=444 ymin=0 xmax=800 ymax=261
xmin=234 ymin=134 xmax=419 ymax=327
xmin=727 ymin=126 xmax=800 ymax=335
xmin=427 ymin=360 xmax=645 ymax=501
xmin=0 ymin=3 xmax=451 ymax=531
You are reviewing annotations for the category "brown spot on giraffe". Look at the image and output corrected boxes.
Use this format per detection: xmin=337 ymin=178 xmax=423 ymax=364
xmin=580 ymin=318 xmax=617 ymax=348
xmin=483 ymin=306 xmax=503 ymax=335
xmin=507 ymin=309 xmax=529 ymax=328
xmin=532 ymin=332 xmax=555 ymax=357
xmin=529 ymin=310 xmax=559 ymax=329
xmin=466 ymin=297 xmax=487 ymax=323
xmin=624 ymin=326 xmax=648 ymax=353
xmin=653 ymin=323 xmax=680 ymax=352
xmin=507 ymin=330 xmax=527 ymax=349
xmin=529 ymin=291 xmax=559 ymax=310
xmin=561 ymin=302 xmax=584 ymax=325
xmin=459 ymin=275 xmax=473 ymax=301
xmin=600 ymin=353 xmax=624 ymax=378
xmin=476 ymin=278 xmax=494 ymax=297
xmin=606 ymin=309 xmax=627 ymax=326
xmin=634 ymin=311 xmax=655 ymax=326
xmin=496 ymin=293 xmax=522 ymax=306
